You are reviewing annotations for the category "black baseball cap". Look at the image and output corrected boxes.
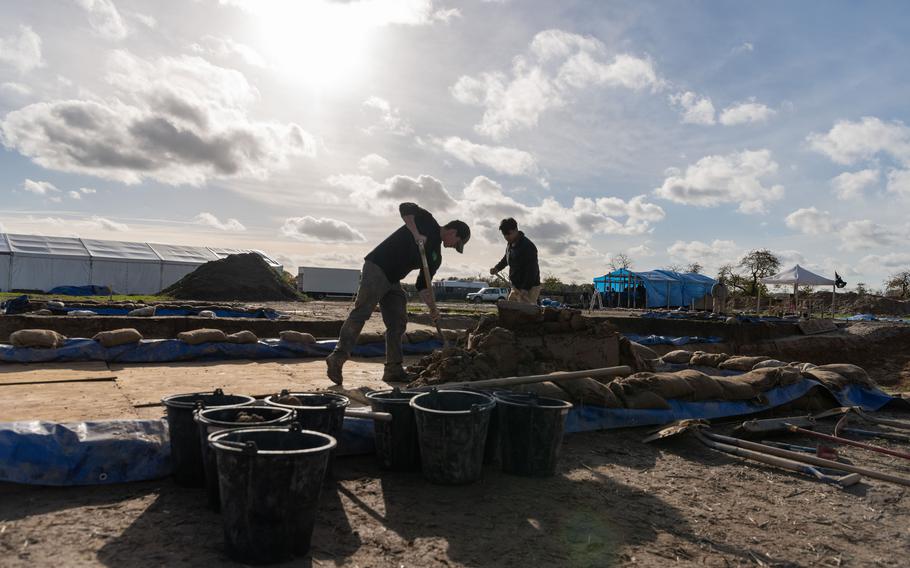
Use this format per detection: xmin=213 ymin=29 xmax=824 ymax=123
xmin=444 ymin=220 xmax=470 ymax=253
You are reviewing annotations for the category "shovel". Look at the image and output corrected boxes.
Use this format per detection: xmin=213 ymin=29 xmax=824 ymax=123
xmin=417 ymin=240 xmax=450 ymax=350
xmin=644 ymin=420 xmax=861 ymax=488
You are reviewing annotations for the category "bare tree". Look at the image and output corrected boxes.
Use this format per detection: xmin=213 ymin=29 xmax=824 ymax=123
xmin=717 ymin=263 xmax=749 ymax=295
xmin=609 ymin=253 xmax=633 ymax=271
xmin=685 ymin=262 xmax=703 ymax=274
xmin=854 ymin=282 xmax=868 ymax=296
xmin=885 ymin=270 xmax=910 ymax=298
xmin=738 ymin=249 xmax=781 ymax=296
xmin=664 ymin=263 xmax=685 ymax=272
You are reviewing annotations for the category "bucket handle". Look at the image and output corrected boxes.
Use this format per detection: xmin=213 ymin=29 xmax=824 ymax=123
xmin=218 ymin=440 xmax=258 ymax=454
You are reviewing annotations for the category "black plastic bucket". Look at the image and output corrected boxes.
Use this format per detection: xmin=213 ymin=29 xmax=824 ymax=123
xmin=263 ymin=390 xmax=350 ymax=438
xmin=162 ymin=389 xmax=255 ymax=487
xmin=366 ymin=388 xmax=421 ymax=471
xmin=410 ymin=389 xmax=495 ymax=485
xmin=210 ymin=424 xmax=336 ymax=564
xmin=195 ymin=405 xmax=295 ymax=510
xmin=493 ymin=392 xmax=573 ymax=477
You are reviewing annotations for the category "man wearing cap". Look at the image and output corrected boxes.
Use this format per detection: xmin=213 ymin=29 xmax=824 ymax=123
xmin=326 ymin=202 xmax=470 ymax=384
xmin=490 ymin=218 xmax=540 ymax=305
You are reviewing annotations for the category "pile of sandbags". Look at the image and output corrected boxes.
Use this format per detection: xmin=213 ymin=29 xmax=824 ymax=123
xmin=279 ymin=331 xmax=315 ymax=344
xmin=93 ymin=328 xmax=142 ymax=347
xmin=10 ymin=329 xmax=67 ymax=349
xmin=177 ymin=329 xmax=227 ymax=345
xmin=227 ymin=331 xmax=259 ymax=344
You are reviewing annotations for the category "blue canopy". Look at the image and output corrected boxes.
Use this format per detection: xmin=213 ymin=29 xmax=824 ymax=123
xmin=594 ymin=269 xmax=716 ymax=308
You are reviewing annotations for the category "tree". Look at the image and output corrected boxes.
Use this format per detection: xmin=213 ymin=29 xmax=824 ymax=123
xmin=664 ymin=263 xmax=685 ymax=272
xmin=717 ymin=263 xmax=750 ymax=295
xmin=608 ymin=253 xmax=633 ymax=271
xmin=854 ymin=282 xmax=869 ymax=296
xmin=685 ymin=262 xmax=703 ymax=274
xmin=885 ymin=270 xmax=910 ymax=298
xmin=738 ymin=249 xmax=780 ymax=296
xmin=541 ymin=274 xmax=565 ymax=293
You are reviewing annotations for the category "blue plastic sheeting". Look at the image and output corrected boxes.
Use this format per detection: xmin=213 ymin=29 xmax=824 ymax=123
xmin=625 ymin=334 xmax=724 ymax=346
xmin=0 ymin=338 xmax=443 ymax=364
xmin=0 ymin=420 xmax=170 ymax=485
xmin=565 ymin=381 xmax=896 ymax=433
xmin=594 ymin=269 xmax=716 ymax=308
xmin=848 ymin=313 xmax=877 ymax=321
xmin=47 ymin=285 xmax=112 ymax=296
xmin=1 ymin=294 xmax=31 ymax=315
xmin=57 ymin=306 xmax=281 ymax=319
xmin=540 ymin=298 xmax=565 ymax=308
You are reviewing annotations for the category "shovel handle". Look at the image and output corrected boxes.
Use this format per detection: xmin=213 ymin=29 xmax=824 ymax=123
xmin=786 ymin=424 xmax=910 ymax=461
xmin=416 ymin=241 xmax=449 ymax=350
xmin=346 ymin=408 xmax=393 ymax=422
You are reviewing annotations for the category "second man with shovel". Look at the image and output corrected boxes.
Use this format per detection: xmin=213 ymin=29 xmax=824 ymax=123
xmin=326 ymin=202 xmax=470 ymax=385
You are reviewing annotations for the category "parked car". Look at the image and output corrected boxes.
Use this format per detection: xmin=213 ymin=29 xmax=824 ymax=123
xmin=466 ymin=287 xmax=509 ymax=303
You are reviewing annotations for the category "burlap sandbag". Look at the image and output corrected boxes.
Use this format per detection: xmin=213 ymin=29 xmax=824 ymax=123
xmin=280 ymin=331 xmax=316 ymax=344
xmin=737 ymin=366 xmax=803 ymax=392
xmin=10 ymin=329 xmax=66 ymax=349
xmin=677 ymin=369 xmax=726 ymax=400
xmin=803 ymin=368 xmax=851 ymax=390
xmin=92 ymin=328 xmax=142 ymax=347
xmin=198 ymin=310 xmax=216 ymax=318
xmin=405 ymin=329 xmax=436 ymax=344
xmin=620 ymin=372 xmax=697 ymax=401
xmin=356 ymin=331 xmax=385 ymax=345
xmin=719 ymin=356 xmax=771 ymax=372
xmin=752 ymin=359 xmax=786 ymax=370
xmin=226 ymin=330 xmax=259 ymax=344
xmin=661 ymin=350 xmax=693 ymax=364
xmin=814 ymin=364 xmax=873 ymax=387
xmin=511 ymin=381 xmax=576 ymax=404
xmin=689 ymin=351 xmax=729 ymax=367
xmin=128 ymin=306 xmax=156 ymax=317
xmin=713 ymin=377 xmax=759 ymax=400
xmin=613 ymin=384 xmax=671 ymax=410
xmin=177 ymin=328 xmax=227 ymax=345
xmin=555 ymin=376 xmax=623 ymax=407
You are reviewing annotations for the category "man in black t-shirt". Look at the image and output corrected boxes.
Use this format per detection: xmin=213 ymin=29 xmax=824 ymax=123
xmin=326 ymin=203 xmax=470 ymax=384
xmin=490 ymin=218 xmax=540 ymax=304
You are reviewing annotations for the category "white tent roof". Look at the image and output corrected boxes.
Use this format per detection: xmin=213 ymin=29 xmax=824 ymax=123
xmin=83 ymin=238 xmax=160 ymax=262
xmin=5 ymin=234 xmax=90 ymax=258
xmin=761 ymin=264 xmax=835 ymax=286
xmin=148 ymin=243 xmax=219 ymax=264
xmin=0 ymin=233 xmax=10 ymax=255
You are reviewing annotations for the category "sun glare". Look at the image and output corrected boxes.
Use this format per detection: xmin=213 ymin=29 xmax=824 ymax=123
xmin=255 ymin=1 xmax=373 ymax=90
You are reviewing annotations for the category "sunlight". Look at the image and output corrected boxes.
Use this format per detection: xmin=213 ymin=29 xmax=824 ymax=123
xmin=253 ymin=1 xmax=375 ymax=90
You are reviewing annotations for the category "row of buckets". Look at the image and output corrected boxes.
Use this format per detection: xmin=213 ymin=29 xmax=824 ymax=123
xmin=162 ymin=387 xmax=572 ymax=564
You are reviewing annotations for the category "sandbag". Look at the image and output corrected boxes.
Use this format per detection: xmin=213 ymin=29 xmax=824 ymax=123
xmin=177 ymin=328 xmax=227 ymax=345
xmin=621 ymin=372 xmax=696 ymax=401
xmin=719 ymin=356 xmax=771 ymax=372
xmin=511 ymin=381 xmax=576 ymax=404
xmin=661 ymin=350 xmax=693 ymax=365
xmin=128 ymin=306 xmax=156 ymax=317
xmin=803 ymin=368 xmax=851 ymax=390
xmin=618 ymin=388 xmax=671 ymax=410
xmin=32 ymin=309 xmax=53 ymax=316
xmin=280 ymin=330 xmax=316 ymax=344
xmin=9 ymin=329 xmax=67 ymax=349
xmin=356 ymin=331 xmax=385 ymax=345
xmin=198 ymin=310 xmax=216 ymax=318
xmin=814 ymin=364 xmax=873 ymax=387
xmin=752 ymin=359 xmax=786 ymax=370
xmin=630 ymin=341 xmax=659 ymax=366
xmin=689 ymin=351 xmax=729 ymax=367
xmin=405 ymin=329 xmax=437 ymax=344
xmin=47 ymin=301 xmax=65 ymax=309
xmin=677 ymin=369 xmax=726 ymax=400
xmin=737 ymin=366 xmax=803 ymax=392
xmin=226 ymin=330 xmax=259 ymax=344
xmin=713 ymin=377 xmax=759 ymax=400
xmin=92 ymin=328 xmax=142 ymax=347
xmin=69 ymin=310 xmax=97 ymax=317
xmin=555 ymin=376 xmax=623 ymax=407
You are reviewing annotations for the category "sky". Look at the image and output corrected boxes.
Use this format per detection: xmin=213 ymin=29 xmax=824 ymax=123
xmin=1 ymin=0 xmax=910 ymax=288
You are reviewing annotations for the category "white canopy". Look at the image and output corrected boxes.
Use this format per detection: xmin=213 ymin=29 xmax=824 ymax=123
xmin=761 ymin=264 xmax=835 ymax=286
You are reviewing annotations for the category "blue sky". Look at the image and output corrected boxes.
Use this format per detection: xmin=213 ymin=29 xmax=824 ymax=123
xmin=1 ymin=0 xmax=909 ymax=287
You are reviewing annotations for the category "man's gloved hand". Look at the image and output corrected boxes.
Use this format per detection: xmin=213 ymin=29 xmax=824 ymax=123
xmin=429 ymin=305 xmax=440 ymax=322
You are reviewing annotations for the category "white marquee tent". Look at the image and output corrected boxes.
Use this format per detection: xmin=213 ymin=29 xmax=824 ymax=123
xmin=761 ymin=264 xmax=837 ymax=313
xmin=0 ymin=233 xmax=282 ymax=294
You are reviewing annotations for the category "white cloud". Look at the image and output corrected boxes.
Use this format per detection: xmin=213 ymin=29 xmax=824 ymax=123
xmin=22 ymin=179 xmax=59 ymax=195
xmin=89 ymin=215 xmax=129 ymax=231
xmin=193 ymin=212 xmax=246 ymax=231
xmin=0 ymin=26 xmax=43 ymax=73
xmin=859 ymin=252 xmax=910 ymax=269
xmin=886 ymin=168 xmax=910 ymax=198
xmin=452 ymin=29 xmax=662 ymax=140
xmin=669 ymin=91 xmax=715 ymax=125
xmin=732 ymin=42 xmax=754 ymax=54
xmin=281 ymin=216 xmax=366 ymax=243
xmin=628 ymin=243 xmax=653 ymax=257
xmin=68 ymin=190 xmax=82 ymax=200
xmin=79 ymin=187 xmax=97 ymax=194
xmin=831 ymin=169 xmax=879 ymax=200
xmin=363 ymin=96 xmax=413 ymax=136
xmin=0 ymin=82 xmax=32 ymax=98
xmin=718 ymin=100 xmax=775 ymax=125
xmin=839 ymin=220 xmax=906 ymax=251
xmin=223 ymin=0 xmax=458 ymax=28
xmin=0 ymin=50 xmax=316 ymax=186
xmin=74 ymin=0 xmax=128 ymax=40
xmin=807 ymin=116 xmax=910 ymax=166
xmin=785 ymin=207 xmax=834 ymax=235
xmin=432 ymin=136 xmax=539 ymax=177
xmin=357 ymin=153 xmax=390 ymax=173
xmin=654 ymin=149 xmax=784 ymax=213
xmin=666 ymin=239 xmax=740 ymax=267
xmin=190 ymin=35 xmax=266 ymax=67
xmin=131 ymin=12 xmax=157 ymax=29
xmin=327 ymin=173 xmax=458 ymax=213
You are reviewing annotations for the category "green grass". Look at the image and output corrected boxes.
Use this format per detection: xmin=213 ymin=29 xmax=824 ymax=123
xmin=0 ymin=292 xmax=173 ymax=303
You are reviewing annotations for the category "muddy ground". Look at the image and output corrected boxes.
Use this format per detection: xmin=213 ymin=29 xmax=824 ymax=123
xmin=2 ymin=418 xmax=909 ymax=567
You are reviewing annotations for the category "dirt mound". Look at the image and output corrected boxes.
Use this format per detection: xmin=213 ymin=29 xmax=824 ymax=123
xmin=161 ymin=253 xmax=301 ymax=301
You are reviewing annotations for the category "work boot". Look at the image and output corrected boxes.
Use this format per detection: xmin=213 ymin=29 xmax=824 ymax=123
xmin=382 ymin=363 xmax=412 ymax=383
xmin=326 ymin=351 xmax=346 ymax=385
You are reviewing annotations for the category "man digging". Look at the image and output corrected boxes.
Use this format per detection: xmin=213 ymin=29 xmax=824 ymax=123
xmin=326 ymin=202 xmax=470 ymax=385
xmin=490 ymin=217 xmax=541 ymax=305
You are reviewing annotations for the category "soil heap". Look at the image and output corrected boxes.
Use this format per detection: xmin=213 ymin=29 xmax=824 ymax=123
xmin=161 ymin=253 xmax=301 ymax=301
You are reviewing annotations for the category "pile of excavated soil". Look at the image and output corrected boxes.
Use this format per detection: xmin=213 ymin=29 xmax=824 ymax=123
xmin=161 ymin=253 xmax=301 ymax=301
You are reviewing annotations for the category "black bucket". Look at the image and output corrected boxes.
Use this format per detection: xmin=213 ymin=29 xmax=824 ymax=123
xmin=162 ymin=389 xmax=255 ymax=487
xmin=410 ymin=389 xmax=495 ymax=485
xmin=494 ymin=392 xmax=573 ymax=477
xmin=195 ymin=405 xmax=295 ymax=510
xmin=209 ymin=424 xmax=336 ymax=564
xmin=263 ymin=390 xmax=350 ymax=438
xmin=366 ymin=388 xmax=421 ymax=471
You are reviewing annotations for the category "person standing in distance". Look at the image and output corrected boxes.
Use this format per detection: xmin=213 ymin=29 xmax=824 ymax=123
xmin=326 ymin=202 xmax=470 ymax=384
xmin=490 ymin=218 xmax=540 ymax=305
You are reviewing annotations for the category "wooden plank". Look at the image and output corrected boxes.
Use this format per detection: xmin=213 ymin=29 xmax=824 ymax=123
xmin=0 ymin=380 xmax=139 ymax=422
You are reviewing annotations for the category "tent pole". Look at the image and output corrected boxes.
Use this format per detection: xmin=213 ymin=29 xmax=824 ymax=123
xmin=832 ymin=284 xmax=836 ymax=319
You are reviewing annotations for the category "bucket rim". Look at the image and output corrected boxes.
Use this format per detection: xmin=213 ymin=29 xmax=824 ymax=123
xmin=208 ymin=426 xmax=338 ymax=455
xmin=409 ymin=389 xmax=496 ymax=414
xmin=194 ymin=405 xmax=295 ymax=428
xmin=492 ymin=393 xmax=574 ymax=410
xmin=366 ymin=388 xmax=422 ymax=403
xmin=263 ymin=391 xmax=351 ymax=410
xmin=161 ymin=391 xmax=256 ymax=410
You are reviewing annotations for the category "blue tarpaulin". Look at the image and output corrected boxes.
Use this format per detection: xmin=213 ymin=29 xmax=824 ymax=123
xmin=0 ymin=338 xmax=443 ymax=364
xmin=625 ymin=334 xmax=724 ymax=346
xmin=57 ymin=306 xmax=282 ymax=319
xmin=594 ymin=269 xmax=716 ymax=308
xmin=47 ymin=285 xmax=112 ymax=296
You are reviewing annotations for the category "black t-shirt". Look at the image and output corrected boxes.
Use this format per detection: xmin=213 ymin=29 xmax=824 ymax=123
xmin=365 ymin=203 xmax=441 ymax=290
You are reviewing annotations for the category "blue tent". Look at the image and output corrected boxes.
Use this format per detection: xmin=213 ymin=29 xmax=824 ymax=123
xmin=594 ymin=269 xmax=716 ymax=308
